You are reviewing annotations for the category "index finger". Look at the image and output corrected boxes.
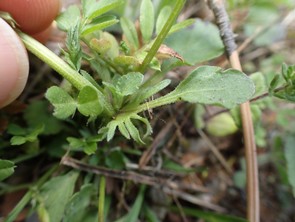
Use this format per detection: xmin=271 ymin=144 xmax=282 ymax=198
xmin=0 ymin=0 xmax=60 ymax=34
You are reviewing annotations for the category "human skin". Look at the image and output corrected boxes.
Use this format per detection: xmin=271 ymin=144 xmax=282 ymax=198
xmin=0 ymin=0 xmax=60 ymax=108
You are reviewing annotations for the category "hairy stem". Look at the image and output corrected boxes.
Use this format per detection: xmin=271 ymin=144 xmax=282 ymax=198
xmin=19 ymin=32 xmax=115 ymax=116
xmin=19 ymin=32 xmax=90 ymax=90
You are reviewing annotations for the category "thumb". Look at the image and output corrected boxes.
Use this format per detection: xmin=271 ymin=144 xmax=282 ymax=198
xmin=0 ymin=18 xmax=29 ymax=108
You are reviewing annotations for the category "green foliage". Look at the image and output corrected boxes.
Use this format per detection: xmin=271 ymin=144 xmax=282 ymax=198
xmin=171 ymin=206 xmax=248 ymax=222
xmin=115 ymin=185 xmax=146 ymax=222
xmin=165 ymin=19 xmax=224 ymax=64
xmin=284 ymin=135 xmax=295 ymax=197
xmin=6 ymin=0 xmax=292 ymax=221
xmin=38 ymin=171 xmax=79 ymax=222
xmin=60 ymin=183 xmax=94 ymax=222
xmin=0 ymin=159 xmax=15 ymax=181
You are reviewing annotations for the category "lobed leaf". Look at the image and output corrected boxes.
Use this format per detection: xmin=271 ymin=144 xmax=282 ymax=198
xmin=115 ymin=72 xmax=144 ymax=96
xmin=77 ymin=86 xmax=103 ymax=118
xmin=140 ymin=0 xmax=155 ymax=43
xmin=45 ymin=86 xmax=77 ymax=119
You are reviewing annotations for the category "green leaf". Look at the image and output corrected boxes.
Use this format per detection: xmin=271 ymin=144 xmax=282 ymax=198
xmin=105 ymin=113 xmax=152 ymax=143
xmin=167 ymin=66 xmax=255 ymax=109
xmin=206 ymin=113 xmax=238 ymax=137
xmin=168 ymin=18 xmax=196 ymax=35
xmin=84 ymin=142 xmax=97 ymax=155
xmin=156 ymin=6 xmax=172 ymax=35
xmin=64 ymin=184 xmax=94 ymax=222
xmin=113 ymin=55 xmax=141 ymax=68
xmin=24 ymin=101 xmax=63 ymax=135
xmin=140 ymin=0 xmax=155 ymax=43
xmin=65 ymin=20 xmax=82 ymax=70
xmin=39 ymin=172 xmax=79 ymax=222
xmin=143 ymin=204 xmax=160 ymax=222
xmin=115 ymin=185 xmax=146 ymax=222
xmin=269 ymin=74 xmax=280 ymax=94
xmin=0 ymin=159 xmax=15 ymax=181
xmin=170 ymin=206 xmax=247 ymax=222
xmin=120 ymin=17 xmax=139 ymax=49
xmin=81 ymin=15 xmax=119 ymax=36
xmin=115 ymin=72 xmax=144 ymax=96
xmin=45 ymin=86 xmax=77 ymax=119
xmin=134 ymin=79 xmax=171 ymax=103
xmin=83 ymin=0 xmax=123 ymax=20
xmin=165 ymin=19 xmax=224 ymax=64
xmin=56 ymin=5 xmax=81 ymax=31
xmin=124 ymin=185 xmax=146 ymax=222
xmin=77 ymin=86 xmax=103 ymax=118
xmin=285 ymin=135 xmax=295 ymax=197
xmin=250 ymin=72 xmax=267 ymax=97
xmin=105 ymin=149 xmax=126 ymax=170
xmin=125 ymin=118 xmax=144 ymax=144
xmin=10 ymin=125 xmax=44 ymax=145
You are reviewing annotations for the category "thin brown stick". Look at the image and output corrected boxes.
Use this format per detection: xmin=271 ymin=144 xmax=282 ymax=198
xmin=207 ymin=1 xmax=260 ymax=222
xmin=197 ymin=129 xmax=233 ymax=175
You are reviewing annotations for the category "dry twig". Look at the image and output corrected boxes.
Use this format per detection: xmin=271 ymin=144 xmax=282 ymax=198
xmin=207 ymin=0 xmax=260 ymax=221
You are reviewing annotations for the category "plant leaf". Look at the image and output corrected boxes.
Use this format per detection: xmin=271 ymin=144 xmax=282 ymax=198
xmin=0 ymin=159 xmax=15 ymax=181
xmin=156 ymin=6 xmax=172 ymax=35
xmin=120 ymin=17 xmax=139 ymax=49
xmin=84 ymin=0 xmax=123 ymax=20
xmin=77 ymin=86 xmax=103 ymax=118
xmin=81 ymin=15 xmax=119 ymax=36
xmin=39 ymin=172 xmax=79 ymax=222
xmin=135 ymin=79 xmax=171 ymax=103
xmin=170 ymin=206 xmax=247 ymax=222
xmin=115 ymin=185 xmax=146 ymax=222
xmin=63 ymin=184 xmax=94 ymax=222
xmin=45 ymin=86 xmax=77 ymax=119
xmin=168 ymin=18 xmax=196 ymax=35
xmin=115 ymin=72 xmax=144 ymax=96
xmin=167 ymin=66 xmax=255 ymax=109
xmin=24 ymin=101 xmax=62 ymax=135
xmin=285 ymin=135 xmax=295 ymax=197
xmin=140 ymin=0 xmax=155 ymax=43
xmin=164 ymin=19 xmax=224 ymax=64
xmin=56 ymin=5 xmax=81 ymax=31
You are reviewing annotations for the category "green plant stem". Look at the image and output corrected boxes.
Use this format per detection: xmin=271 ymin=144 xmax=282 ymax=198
xmin=18 ymin=32 xmax=115 ymax=116
xmin=138 ymin=0 xmax=185 ymax=73
xmin=4 ymin=164 xmax=59 ymax=222
xmin=98 ymin=176 xmax=106 ymax=222
xmin=0 ymin=183 xmax=32 ymax=196
xmin=18 ymin=32 xmax=90 ymax=90
xmin=122 ymin=92 xmax=179 ymax=114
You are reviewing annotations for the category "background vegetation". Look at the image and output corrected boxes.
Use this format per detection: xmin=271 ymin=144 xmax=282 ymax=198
xmin=1 ymin=0 xmax=295 ymax=221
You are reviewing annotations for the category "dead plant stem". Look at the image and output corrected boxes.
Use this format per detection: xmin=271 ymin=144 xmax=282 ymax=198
xmin=207 ymin=1 xmax=260 ymax=221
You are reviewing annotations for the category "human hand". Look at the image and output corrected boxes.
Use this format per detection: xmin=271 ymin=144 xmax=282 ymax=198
xmin=0 ymin=0 xmax=60 ymax=108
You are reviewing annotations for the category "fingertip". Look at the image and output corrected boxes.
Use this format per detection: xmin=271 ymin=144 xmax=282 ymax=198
xmin=0 ymin=18 xmax=29 ymax=108
xmin=0 ymin=0 xmax=60 ymax=34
